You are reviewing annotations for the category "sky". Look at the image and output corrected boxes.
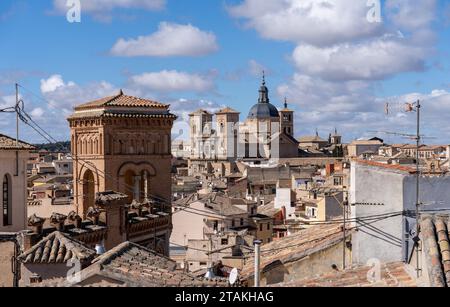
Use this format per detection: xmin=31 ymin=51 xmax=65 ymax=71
xmin=0 ymin=0 xmax=449 ymax=144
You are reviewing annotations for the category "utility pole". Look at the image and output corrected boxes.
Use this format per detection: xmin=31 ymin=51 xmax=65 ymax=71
xmin=342 ymin=194 xmax=348 ymax=270
xmin=15 ymin=83 xmax=19 ymax=176
xmin=414 ymin=100 xmax=421 ymax=278
xmin=254 ymin=240 xmax=262 ymax=287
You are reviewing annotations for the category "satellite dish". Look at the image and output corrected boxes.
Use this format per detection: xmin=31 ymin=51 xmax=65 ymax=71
xmin=229 ymin=268 xmax=239 ymax=285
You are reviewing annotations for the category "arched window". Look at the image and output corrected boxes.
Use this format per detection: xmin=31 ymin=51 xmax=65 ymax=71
xmin=3 ymin=174 xmax=12 ymax=226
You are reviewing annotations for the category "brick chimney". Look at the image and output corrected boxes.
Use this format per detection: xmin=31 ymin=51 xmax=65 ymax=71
xmin=86 ymin=207 xmax=101 ymax=225
xmin=95 ymin=191 xmax=128 ymax=250
xmin=50 ymin=213 xmax=67 ymax=231
xmin=27 ymin=214 xmax=45 ymax=235
xmin=68 ymin=211 xmax=83 ymax=229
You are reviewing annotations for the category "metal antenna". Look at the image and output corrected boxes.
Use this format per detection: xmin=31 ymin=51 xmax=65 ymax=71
xmin=385 ymin=100 xmax=422 ymax=278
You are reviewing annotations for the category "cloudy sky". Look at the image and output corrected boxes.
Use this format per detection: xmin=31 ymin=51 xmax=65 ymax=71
xmin=0 ymin=0 xmax=449 ymax=144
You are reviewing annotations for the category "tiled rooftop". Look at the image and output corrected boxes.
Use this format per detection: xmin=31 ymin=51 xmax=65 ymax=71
xmin=241 ymin=223 xmax=349 ymax=279
xmin=71 ymin=242 xmax=228 ymax=287
xmin=18 ymin=231 xmax=96 ymax=264
xmin=0 ymin=133 xmax=35 ymax=150
xmin=421 ymin=215 xmax=450 ymax=287
xmin=74 ymin=90 xmax=168 ymax=111
xmin=354 ymin=159 xmax=417 ymax=173
xmin=274 ymin=262 xmax=417 ymax=287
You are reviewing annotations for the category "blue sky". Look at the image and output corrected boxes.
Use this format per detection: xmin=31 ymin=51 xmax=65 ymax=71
xmin=0 ymin=0 xmax=449 ymax=144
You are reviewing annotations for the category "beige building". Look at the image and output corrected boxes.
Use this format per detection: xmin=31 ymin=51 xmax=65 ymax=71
xmin=347 ymin=139 xmax=384 ymax=157
xmin=0 ymin=134 xmax=35 ymax=232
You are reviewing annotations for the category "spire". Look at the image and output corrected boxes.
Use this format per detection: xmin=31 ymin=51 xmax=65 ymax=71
xmin=316 ymin=129 xmax=319 ymax=137
xmin=258 ymin=72 xmax=269 ymax=104
xmin=284 ymin=97 xmax=288 ymax=109
xmin=119 ymin=89 xmax=124 ymax=95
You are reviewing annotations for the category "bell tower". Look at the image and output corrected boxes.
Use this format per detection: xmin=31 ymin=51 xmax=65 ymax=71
xmin=68 ymin=90 xmax=176 ymax=218
xmin=215 ymin=107 xmax=240 ymax=160
xmin=279 ymin=98 xmax=294 ymax=137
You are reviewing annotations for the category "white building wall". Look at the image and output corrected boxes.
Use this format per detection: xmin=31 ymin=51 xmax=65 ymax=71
xmin=350 ymin=161 xmax=450 ymax=265
xmin=0 ymin=151 xmax=29 ymax=232
xmin=275 ymin=188 xmax=294 ymax=218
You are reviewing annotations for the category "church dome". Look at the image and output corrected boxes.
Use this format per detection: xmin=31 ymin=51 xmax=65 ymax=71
xmin=247 ymin=74 xmax=280 ymax=120
xmin=247 ymin=102 xmax=280 ymax=119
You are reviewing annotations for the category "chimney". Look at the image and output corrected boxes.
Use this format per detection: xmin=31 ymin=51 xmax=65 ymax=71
xmin=27 ymin=214 xmax=45 ymax=235
xmin=68 ymin=211 xmax=83 ymax=229
xmin=21 ymin=231 xmax=39 ymax=251
xmin=95 ymin=191 xmax=128 ymax=250
xmin=86 ymin=207 xmax=101 ymax=225
xmin=50 ymin=213 xmax=67 ymax=231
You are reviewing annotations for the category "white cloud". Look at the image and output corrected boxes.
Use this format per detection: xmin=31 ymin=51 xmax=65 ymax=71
xmin=30 ymin=107 xmax=45 ymax=119
xmin=128 ymin=70 xmax=215 ymax=93
xmin=40 ymin=74 xmax=70 ymax=93
xmin=248 ymin=60 xmax=270 ymax=77
xmin=291 ymin=36 xmax=427 ymax=81
xmin=229 ymin=0 xmax=442 ymax=142
xmin=53 ymin=0 xmax=165 ymax=14
xmin=111 ymin=22 xmax=218 ymax=57
xmin=40 ymin=75 xmax=117 ymax=111
xmin=386 ymin=0 xmax=436 ymax=31
xmin=228 ymin=0 xmax=382 ymax=46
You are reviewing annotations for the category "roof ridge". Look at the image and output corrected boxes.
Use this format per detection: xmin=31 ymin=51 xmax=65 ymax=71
xmin=93 ymin=241 xmax=173 ymax=267
xmin=104 ymin=91 xmax=125 ymax=107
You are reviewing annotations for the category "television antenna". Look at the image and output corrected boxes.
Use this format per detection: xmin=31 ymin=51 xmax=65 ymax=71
xmin=384 ymin=99 xmax=422 ymax=278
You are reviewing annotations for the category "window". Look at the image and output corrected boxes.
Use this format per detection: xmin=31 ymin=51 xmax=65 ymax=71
xmin=260 ymin=223 xmax=263 ymax=232
xmin=213 ymin=221 xmax=218 ymax=231
xmin=221 ymin=239 xmax=229 ymax=245
xmin=267 ymin=223 xmax=271 ymax=231
xmin=3 ymin=174 xmax=12 ymax=226
xmin=240 ymin=218 xmax=244 ymax=226
xmin=232 ymin=220 xmax=235 ymax=227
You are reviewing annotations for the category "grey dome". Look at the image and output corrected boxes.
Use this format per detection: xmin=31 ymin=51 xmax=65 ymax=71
xmin=247 ymin=74 xmax=280 ymax=119
xmin=248 ymin=103 xmax=280 ymax=119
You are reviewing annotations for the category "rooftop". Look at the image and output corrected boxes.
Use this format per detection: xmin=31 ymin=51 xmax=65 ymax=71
xmin=64 ymin=242 xmax=227 ymax=287
xmin=240 ymin=223 xmax=349 ymax=279
xmin=298 ymin=135 xmax=328 ymax=143
xmin=216 ymin=107 xmax=240 ymax=114
xmin=273 ymin=262 xmax=417 ymax=287
xmin=0 ymin=133 xmax=35 ymax=151
xmin=420 ymin=215 xmax=450 ymax=287
xmin=74 ymin=90 xmax=168 ymax=111
xmin=18 ymin=231 xmax=96 ymax=264
xmin=69 ymin=91 xmax=177 ymax=120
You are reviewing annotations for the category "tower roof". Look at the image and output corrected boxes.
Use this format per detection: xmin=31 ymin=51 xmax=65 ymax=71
xmin=74 ymin=90 xmax=169 ymax=111
xmin=68 ymin=90 xmax=177 ymax=120
xmin=216 ymin=107 xmax=240 ymax=114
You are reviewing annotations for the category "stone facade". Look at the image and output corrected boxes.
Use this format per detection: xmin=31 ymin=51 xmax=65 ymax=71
xmin=0 ymin=134 xmax=34 ymax=232
xmin=188 ymin=78 xmax=299 ymax=177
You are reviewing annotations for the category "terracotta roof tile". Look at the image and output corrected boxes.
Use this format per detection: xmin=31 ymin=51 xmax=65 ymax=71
xmin=274 ymin=262 xmax=417 ymax=287
xmin=420 ymin=215 xmax=450 ymax=287
xmin=69 ymin=242 xmax=229 ymax=287
xmin=18 ymin=231 xmax=96 ymax=264
xmin=241 ymin=223 xmax=349 ymax=279
xmin=216 ymin=107 xmax=240 ymax=114
xmin=0 ymin=133 xmax=35 ymax=150
xmin=75 ymin=91 xmax=168 ymax=110
xmin=354 ymin=159 xmax=417 ymax=173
